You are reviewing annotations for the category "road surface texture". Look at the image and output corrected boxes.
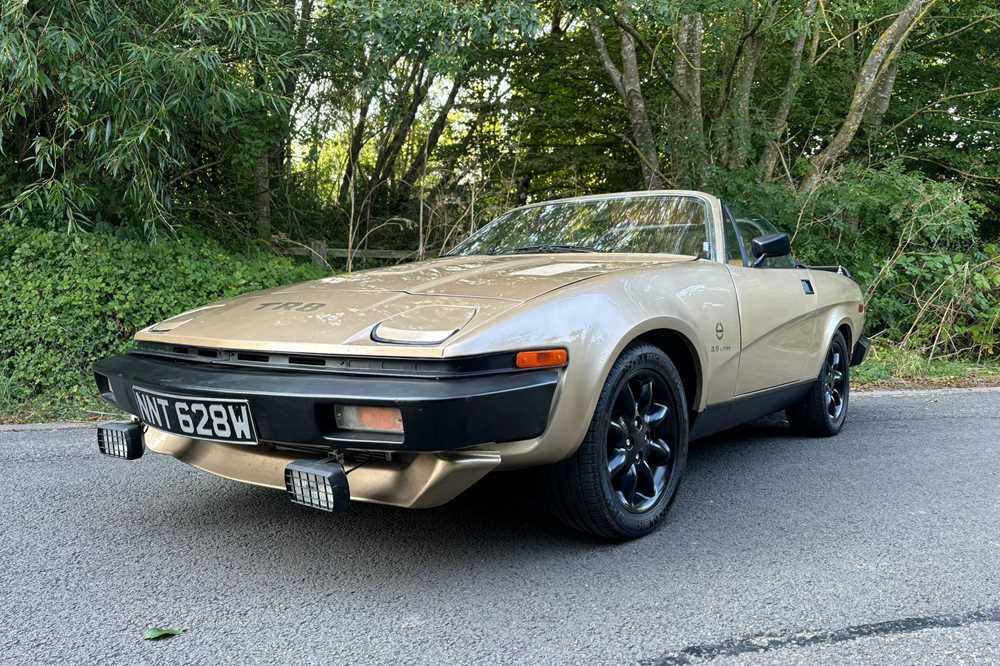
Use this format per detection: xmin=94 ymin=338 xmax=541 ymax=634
xmin=2 ymin=388 xmax=998 ymax=665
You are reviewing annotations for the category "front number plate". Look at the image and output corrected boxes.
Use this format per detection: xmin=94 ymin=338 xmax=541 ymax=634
xmin=132 ymin=387 xmax=258 ymax=445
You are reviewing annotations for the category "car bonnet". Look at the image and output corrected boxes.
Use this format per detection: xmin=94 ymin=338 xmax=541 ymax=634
xmin=133 ymin=254 xmax=693 ymax=355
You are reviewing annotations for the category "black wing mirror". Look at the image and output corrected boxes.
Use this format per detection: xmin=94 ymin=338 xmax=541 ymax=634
xmin=750 ymin=233 xmax=790 ymax=267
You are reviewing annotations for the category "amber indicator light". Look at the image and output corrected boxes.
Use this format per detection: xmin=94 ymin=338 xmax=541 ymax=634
xmin=515 ymin=349 xmax=569 ymax=369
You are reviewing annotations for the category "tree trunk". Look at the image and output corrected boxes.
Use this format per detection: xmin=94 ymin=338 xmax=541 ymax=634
xmin=759 ymin=0 xmax=818 ymax=180
xmin=669 ymin=13 xmax=707 ymax=188
xmin=722 ymin=35 xmax=763 ymax=168
xmin=267 ymin=0 xmax=313 ymax=222
xmin=863 ymin=59 xmax=899 ymax=137
xmin=801 ymin=0 xmax=935 ymax=191
xmin=429 ymin=84 xmax=501 ymax=200
xmin=254 ymin=150 xmax=271 ymax=240
xmin=619 ymin=18 xmax=663 ymax=188
xmin=551 ymin=3 xmax=564 ymax=36
xmin=590 ymin=14 xmax=663 ymax=189
xmin=401 ymin=75 xmax=464 ymax=191
xmin=338 ymin=99 xmax=371 ymax=206
xmin=515 ymin=174 xmax=531 ymax=206
xmin=370 ymin=65 xmax=434 ymax=191
xmin=368 ymin=58 xmax=424 ymax=178
xmin=714 ymin=3 xmax=778 ymax=169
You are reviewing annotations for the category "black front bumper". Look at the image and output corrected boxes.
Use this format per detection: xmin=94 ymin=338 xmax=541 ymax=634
xmin=94 ymin=353 xmax=558 ymax=451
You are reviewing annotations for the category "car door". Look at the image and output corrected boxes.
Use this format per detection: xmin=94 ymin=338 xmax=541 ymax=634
xmin=722 ymin=206 xmax=818 ymax=396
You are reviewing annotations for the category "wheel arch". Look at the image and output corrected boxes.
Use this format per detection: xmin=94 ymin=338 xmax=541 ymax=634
xmin=625 ymin=327 xmax=702 ymax=416
xmin=836 ymin=320 xmax=853 ymax=353
xmin=807 ymin=314 xmax=855 ymax=379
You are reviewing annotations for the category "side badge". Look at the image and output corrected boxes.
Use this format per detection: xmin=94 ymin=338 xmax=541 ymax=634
xmin=715 ymin=322 xmax=725 ymax=340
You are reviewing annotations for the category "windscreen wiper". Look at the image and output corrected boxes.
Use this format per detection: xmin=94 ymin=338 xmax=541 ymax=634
xmin=502 ymin=244 xmax=599 ymax=255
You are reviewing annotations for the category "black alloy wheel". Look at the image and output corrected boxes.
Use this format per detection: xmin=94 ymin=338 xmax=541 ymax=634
xmin=824 ymin=345 xmax=848 ymax=421
xmin=546 ymin=343 xmax=689 ymax=540
xmin=606 ymin=373 xmax=675 ymax=513
xmin=786 ymin=330 xmax=851 ymax=436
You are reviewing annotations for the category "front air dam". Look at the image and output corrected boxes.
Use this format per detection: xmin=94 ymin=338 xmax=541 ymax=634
xmin=143 ymin=428 xmax=502 ymax=509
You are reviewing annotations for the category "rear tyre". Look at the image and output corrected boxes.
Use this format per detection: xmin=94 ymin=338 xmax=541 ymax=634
xmin=547 ymin=344 xmax=688 ymax=540
xmin=786 ymin=331 xmax=850 ymax=437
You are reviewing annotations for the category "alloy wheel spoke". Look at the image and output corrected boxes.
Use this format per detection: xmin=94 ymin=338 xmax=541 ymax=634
xmin=644 ymin=402 xmax=669 ymax=428
xmin=646 ymin=438 xmax=671 ymax=464
xmin=608 ymin=449 xmax=629 ymax=477
xmin=637 ymin=380 xmax=654 ymax=415
xmin=620 ymin=464 xmax=638 ymax=504
xmin=619 ymin=383 xmax=639 ymax=418
xmin=608 ymin=417 xmax=628 ymax=443
xmin=636 ymin=461 xmax=656 ymax=496
xmin=652 ymin=465 xmax=668 ymax=490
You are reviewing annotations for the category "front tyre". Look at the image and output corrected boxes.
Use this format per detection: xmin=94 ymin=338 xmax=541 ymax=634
xmin=547 ymin=344 xmax=688 ymax=540
xmin=786 ymin=331 xmax=850 ymax=436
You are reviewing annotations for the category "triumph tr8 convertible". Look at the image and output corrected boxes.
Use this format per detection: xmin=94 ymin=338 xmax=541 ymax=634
xmin=94 ymin=190 xmax=868 ymax=539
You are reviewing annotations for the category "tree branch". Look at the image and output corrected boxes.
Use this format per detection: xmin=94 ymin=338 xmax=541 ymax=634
xmin=597 ymin=7 xmax=692 ymax=108
xmin=886 ymin=86 xmax=1000 ymax=135
xmin=801 ymin=0 xmax=939 ymax=191
xmin=759 ymin=0 xmax=818 ymax=180
xmin=589 ymin=22 xmax=626 ymax=99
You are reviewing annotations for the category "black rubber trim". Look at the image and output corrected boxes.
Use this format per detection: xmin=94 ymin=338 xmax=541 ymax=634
xmin=94 ymin=353 xmax=558 ymax=452
xmin=132 ymin=341 xmax=523 ymax=379
xmin=808 ymin=264 xmax=853 ymax=278
xmin=689 ymin=380 xmax=815 ymax=441
xmin=850 ymin=335 xmax=870 ymax=367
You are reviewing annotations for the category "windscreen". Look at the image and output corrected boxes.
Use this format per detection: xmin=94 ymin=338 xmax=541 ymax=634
xmin=450 ymin=195 xmax=711 ymax=257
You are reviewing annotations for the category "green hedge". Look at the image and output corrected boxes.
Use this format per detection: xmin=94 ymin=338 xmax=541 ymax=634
xmin=0 ymin=227 xmax=325 ymax=417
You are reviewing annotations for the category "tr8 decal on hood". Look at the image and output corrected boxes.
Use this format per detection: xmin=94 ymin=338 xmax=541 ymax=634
xmin=135 ymin=254 xmax=692 ymax=354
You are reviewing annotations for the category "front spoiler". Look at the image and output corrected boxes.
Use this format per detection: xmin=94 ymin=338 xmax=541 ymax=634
xmin=95 ymin=353 xmax=558 ymax=452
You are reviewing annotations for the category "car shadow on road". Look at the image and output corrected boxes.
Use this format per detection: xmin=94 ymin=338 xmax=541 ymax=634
xmin=133 ymin=411 xmax=811 ymax=569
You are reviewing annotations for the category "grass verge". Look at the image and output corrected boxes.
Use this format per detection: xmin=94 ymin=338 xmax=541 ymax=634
xmin=852 ymin=341 xmax=1000 ymax=390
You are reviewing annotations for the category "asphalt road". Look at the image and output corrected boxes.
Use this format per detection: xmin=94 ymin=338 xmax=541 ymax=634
xmin=2 ymin=388 xmax=999 ymax=665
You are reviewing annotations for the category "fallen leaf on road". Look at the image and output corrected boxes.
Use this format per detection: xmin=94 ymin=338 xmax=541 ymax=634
xmin=143 ymin=627 xmax=186 ymax=641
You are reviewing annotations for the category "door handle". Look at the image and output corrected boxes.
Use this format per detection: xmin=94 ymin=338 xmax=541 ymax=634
xmin=801 ymin=279 xmax=815 ymax=295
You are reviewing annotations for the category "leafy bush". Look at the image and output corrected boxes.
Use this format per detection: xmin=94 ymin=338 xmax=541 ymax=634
xmin=0 ymin=0 xmax=295 ymax=233
xmin=877 ymin=246 xmax=1000 ymax=358
xmin=708 ymin=163 xmax=999 ymax=360
xmin=0 ymin=227 xmax=325 ymax=414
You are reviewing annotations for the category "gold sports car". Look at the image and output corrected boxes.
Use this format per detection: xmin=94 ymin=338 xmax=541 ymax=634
xmin=94 ymin=190 xmax=868 ymax=539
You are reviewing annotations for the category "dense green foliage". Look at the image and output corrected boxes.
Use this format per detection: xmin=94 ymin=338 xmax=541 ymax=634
xmin=708 ymin=162 xmax=1000 ymax=355
xmin=0 ymin=227 xmax=324 ymax=414
xmin=1 ymin=0 xmax=998 ymax=418
xmin=0 ymin=0 xmax=295 ymax=237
